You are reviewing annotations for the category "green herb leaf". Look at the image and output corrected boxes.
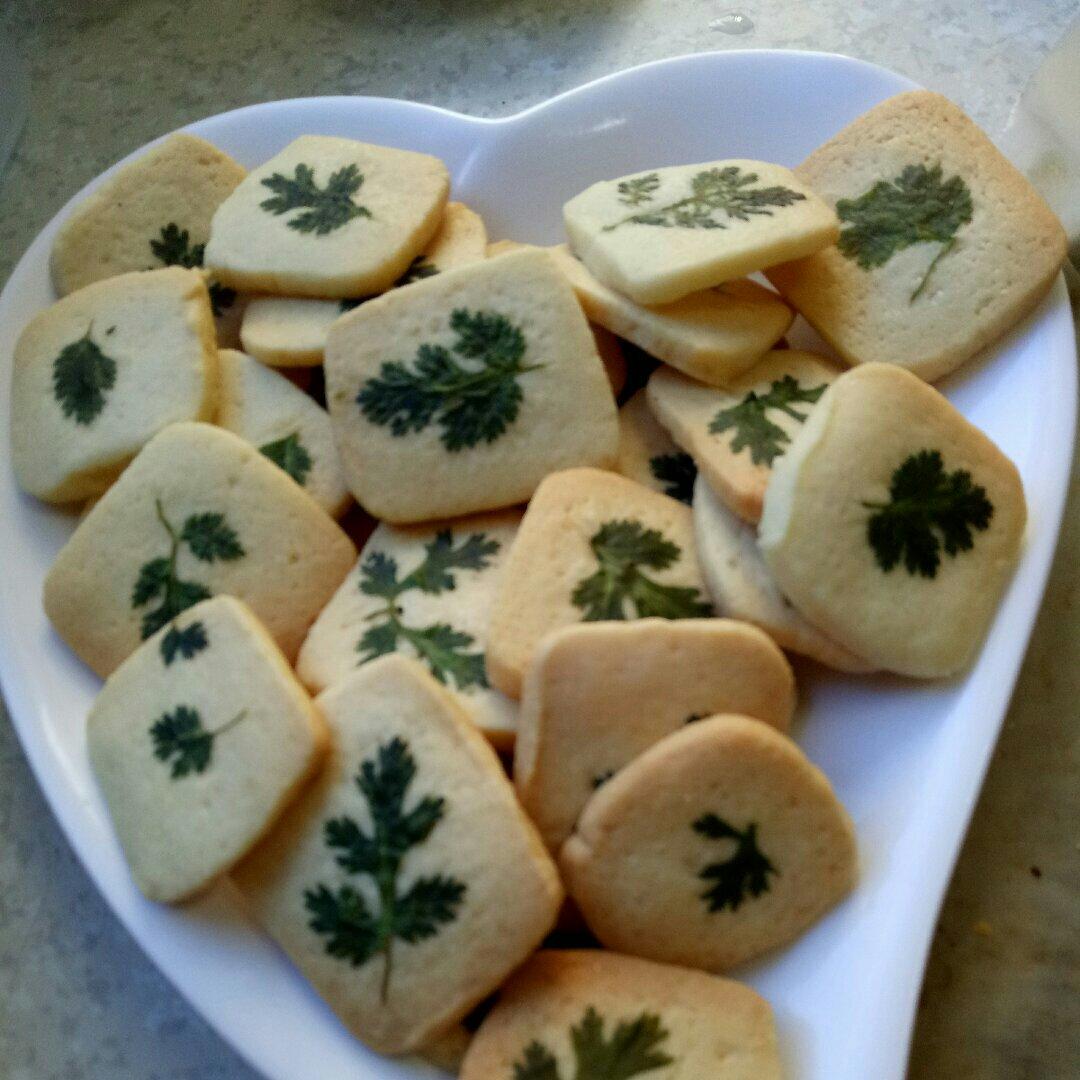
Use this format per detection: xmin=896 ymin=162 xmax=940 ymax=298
xmin=648 ymin=452 xmax=697 ymax=504
xmin=512 ymin=1006 xmax=674 ymax=1080
xmin=52 ymin=330 xmax=117 ymax=425
xmin=131 ymin=557 xmax=172 ymax=607
xmin=396 ymin=256 xmax=439 ymax=286
xmin=693 ymin=812 xmax=777 ymax=912
xmin=180 ymin=513 xmax=245 ymax=563
xmin=259 ymin=431 xmax=313 ymax=486
xmin=149 ymin=224 xmax=234 ymax=315
xmin=160 ymin=620 xmax=209 ymax=665
xmin=616 ymin=172 xmax=660 ymax=207
xmin=303 ymin=737 xmax=466 ymax=1000
xmin=836 ymin=163 xmax=973 ymax=302
xmin=149 ymin=704 xmax=247 ymax=779
xmin=356 ymin=308 xmax=541 ymax=452
xmin=604 ymin=165 xmax=805 ymax=232
xmin=863 ymin=449 xmax=993 ymax=578
xmin=259 ymin=163 xmax=372 ymax=235
xmin=571 ymin=520 xmax=711 ymax=622
xmin=708 ymin=375 xmax=828 ymax=467
xmin=207 ymin=281 xmax=236 ymax=317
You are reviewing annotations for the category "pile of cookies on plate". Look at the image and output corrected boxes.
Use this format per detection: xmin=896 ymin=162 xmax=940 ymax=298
xmin=9 ymin=89 xmax=1065 ymax=1075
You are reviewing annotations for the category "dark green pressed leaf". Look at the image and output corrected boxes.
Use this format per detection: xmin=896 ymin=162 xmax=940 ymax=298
xmin=259 ymin=431 xmax=313 ymax=486
xmin=52 ymin=332 xmax=117 ymax=425
xmin=694 ymin=812 xmax=778 ymax=912
xmin=259 ymin=163 xmax=372 ymax=235
xmin=160 ymin=620 xmax=209 ymax=665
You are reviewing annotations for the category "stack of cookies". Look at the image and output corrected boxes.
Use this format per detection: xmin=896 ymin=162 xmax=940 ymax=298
xmin=9 ymin=89 xmax=1065 ymax=1074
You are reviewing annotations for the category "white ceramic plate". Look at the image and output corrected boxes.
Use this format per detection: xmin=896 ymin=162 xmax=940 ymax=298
xmin=0 ymin=49 xmax=1074 ymax=1080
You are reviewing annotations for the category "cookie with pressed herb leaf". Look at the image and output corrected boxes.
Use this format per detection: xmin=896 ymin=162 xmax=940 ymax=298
xmin=324 ymin=249 xmax=618 ymax=523
xmin=564 ymin=159 xmax=838 ymax=305
xmin=216 ymin=349 xmax=351 ymax=518
xmin=11 ymin=267 xmax=217 ymax=504
xmin=759 ymin=363 xmax=1026 ymax=677
xmin=693 ymin=475 xmax=873 ymax=672
xmin=43 ymin=422 xmax=355 ymax=677
xmin=86 ymin=596 xmax=327 ymax=903
xmin=204 ymin=135 xmax=449 ymax=298
xmin=297 ymin=510 xmax=521 ymax=749
xmin=560 ymin=714 xmax=857 ymax=972
xmin=616 ymin=390 xmax=697 ymax=504
xmin=515 ymin=618 xmax=795 ymax=850
xmin=231 ymin=654 xmax=562 ymax=1056
xmin=238 ymin=202 xmax=489 ymax=368
xmin=486 ymin=468 xmax=711 ymax=698
xmin=460 ymin=950 xmax=781 ymax=1080
xmin=766 ymin=91 xmax=1067 ymax=382
xmin=49 ymin=132 xmax=245 ymax=300
xmin=648 ymin=349 xmax=841 ymax=523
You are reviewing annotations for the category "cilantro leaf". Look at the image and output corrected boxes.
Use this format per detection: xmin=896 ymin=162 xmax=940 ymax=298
xmin=131 ymin=557 xmax=171 ymax=607
xmin=396 ymin=256 xmax=439 ymax=286
xmin=616 ymin=172 xmax=660 ymax=207
xmin=402 ymin=530 xmax=501 ymax=594
xmin=358 ymin=551 xmax=403 ymax=602
xmin=149 ymin=705 xmax=247 ymax=779
xmin=356 ymin=308 xmax=542 ymax=452
xmin=259 ymin=431 xmax=313 ymax=486
xmin=259 ymin=162 xmax=372 ymax=235
xmin=399 ymin=623 xmax=488 ymax=690
xmin=160 ymin=620 xmax=209 ymax=665
xmin=207 ymin=281 xmax=236 ymax=317
xmin=571 ymin=520 xmax=712 ymax=622
xmin=149 ymin=223 xmax=204 ymax=268
xmin=836 ymin=163 xmax=973 ymax=302
xmin=514 ymin=1043 xmax=562 ymax=1080
xmin=304 ymin=737 xmax=465 ymax=1000
xmin=139 ymin=580 xmax=212 ymax=640
xmin=708 ymin=375 xmax=828 ymax=467
xmin=604 ymin=165 xmax=805 ymax=232
xmin=52 ymin=330 xmax=117 ymax=425
xmin=694 ymin=812 xmax=778 ymax=912
xmin=648 ymin=452 xmax=697 ymax=504
xmin=864 ymin=449 xmax=993 ymax=578
xmin=181 ymin=513 xmax=245 ymax=563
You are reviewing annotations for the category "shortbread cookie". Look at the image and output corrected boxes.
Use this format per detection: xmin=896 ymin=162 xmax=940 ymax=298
xmin=564 ymin=160 xmax=839 ymax=304
xmin=487 ymin=468 xmax=712 ymax=698
xmin=231 ymin=655 xmax=562 ymax=1056
xmin=44 ymin=422 xmax=355 ymax=677
xmin=759 ymin=363 xmax=1026 ymax=676
xmin=50 ymin=133 xmax=246 ymax=296
xmin=87 ymin=596 xmax=327 ymax=902
xmin=648 ymin=350 xmax=841 ymax=523
xmin=406 ymin=200 xmax=488 ymax=278
xmin=617 ymin=390 xmax=697 ymax=504
xmin=205 ymin=135 xmax=450 ymax=298
xmin=561 ymin=715 xmax=858 ymax=971
xmin=766 ymin=91 xmax=1067 ymax=382
xmin=548 ymin=244 xmax=793 ymax=386
xmin=325 ymin=249 xmax=618 ymax=522
xmin=460 ymin=950 xmax=781 ymax=1080
xmin=515 ymin=619 xmax=795 ymax=850
xmin=297 ymin=511 xmax=521 ymax=749
xmin=11 ymin=267 xmax=217 ymax=503
xmin=216 ymin=349 xmax=351 ymax=517
xmin=693 ymin=476 xmax=872 ymax=672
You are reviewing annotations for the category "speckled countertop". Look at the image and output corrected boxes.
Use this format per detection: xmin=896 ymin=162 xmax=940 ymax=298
xmin=0 ymin=2 xmax=1077 ymax=1078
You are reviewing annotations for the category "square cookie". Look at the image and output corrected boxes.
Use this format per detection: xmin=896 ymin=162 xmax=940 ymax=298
xmin=87 ymin=596 xmax=327 ymax=902
xmin=297 ymin=511 xmax=522 ymax=749
xmin=616 ymin=390 xmax=697 ymax=505
xmin=216 ymin=348 xmax=351 ymax=518
xmin=564 ymin=159 xmax=838 ymax=304
xmin=460 ymin=950 xmax=782 ymax=1080
xmin=515 ymin=618 xmax=795 ymax=850
xmin=759 ymin=363 xmax=1027 ymax=676
xmin=11 ymin=267 xmax=217 ymax=503
xmin=44 ymin=422 xmax=356 ymax=677
xmin=486 ymin=468 xmax=712 ymax=698
xmin=205 ymin=135 xmax=449 ymax=297
xmin=648 ymin=349 xmax=841 ymax=522
xmin=231 ymin=655 xmax=562 ymax=1056
xmin=766 ymin=91 xmax=1067 ymax=382
xmin=324 ymin=249 xmax=618 ymax=522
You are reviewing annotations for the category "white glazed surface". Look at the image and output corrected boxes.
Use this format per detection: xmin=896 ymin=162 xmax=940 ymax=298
xmin=0 ymin=51 xmax=1075 ymax=1080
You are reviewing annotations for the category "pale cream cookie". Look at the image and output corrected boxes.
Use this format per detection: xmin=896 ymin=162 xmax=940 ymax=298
xmin=87 ymin=596 xmax=327 ymax=902
xmin=759 ymin=363 xmax=1027 ymax=676
xmin=486 ymin=468 xmax=712 ymax=699
xmin=11 ymin=267 xmax=217 ymax=503
xmin=43 ymin=422 xmax=356 ymax=677
xmin=514 ymin=618 xmax=795 ymax=850
xmin=616 ymin=390 xmax=697 ymax=504
xmin=560 ymin=715 xmax=858 ymax=971
xmin=231 ymin=655 xmax=563 ymax=1056
xmin=324 ymin=249 xmax=618 ymax=523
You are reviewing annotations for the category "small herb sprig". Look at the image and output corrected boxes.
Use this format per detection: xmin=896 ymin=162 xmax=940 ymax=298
xmin=52 ymin=328 xmax=117 ymax=426
xmin=259 ymin=163 xmax=372 ymax=235
xmin=304 ymin=737 xmax=466 ymax=1001
xmin=648 ymin=452 xmax=696 ymax=504
xmin=160 ymin=620 xmax=209 ymax=666
xmin=864 ymin=449 xmax=993 ymax=579
xmin=357 ymin=530 xmax=499 ymax=690
xmin=149 ymin=223 xmax=236 ymax=315
xmin=150 ymin=704 xmax=247 ymax=779
xmin=693 ymin=812 xmax=777 ymax=913
xmin=259 ymin=432 xmax=313 ymax=486
xmin=616 ymin=172 xmax=661 ymax=206
xmin=572 ymin=520 xmax=711 ymax=622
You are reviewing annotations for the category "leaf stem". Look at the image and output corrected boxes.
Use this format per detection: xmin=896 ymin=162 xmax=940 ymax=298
xmin=909 ymin=237 xmax=955 ymax=303
xmin=154 ymin=499 xmax=184 ymax=622
xmin=209 ymin=709 xmax=248 ymax=738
